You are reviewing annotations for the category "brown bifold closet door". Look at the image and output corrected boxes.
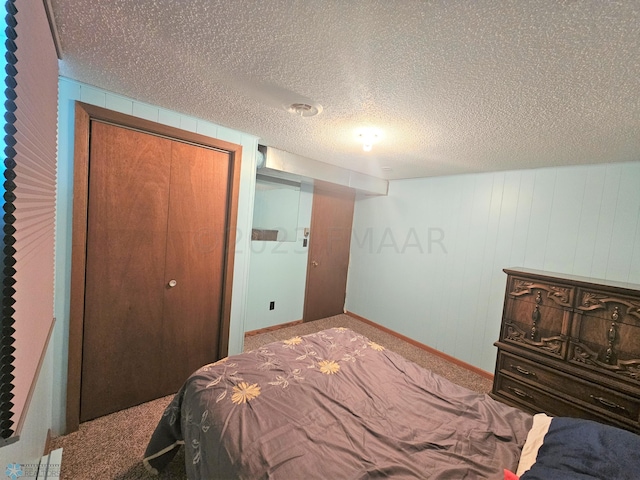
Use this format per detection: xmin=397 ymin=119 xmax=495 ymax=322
xmin=80 ymin=121 xmax=230 ymax=422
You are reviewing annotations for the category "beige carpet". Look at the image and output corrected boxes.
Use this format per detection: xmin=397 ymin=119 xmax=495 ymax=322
xmin=51 ymin=314 xmax=493 ymax=479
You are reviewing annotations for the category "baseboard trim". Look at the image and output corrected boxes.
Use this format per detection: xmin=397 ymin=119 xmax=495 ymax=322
xmin=244 ymin=320 xmax=304 ymax=337
xmin=345 ymin=311 xmax=494 ymax=381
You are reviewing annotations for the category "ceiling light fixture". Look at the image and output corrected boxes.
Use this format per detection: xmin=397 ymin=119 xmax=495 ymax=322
xmin=356 ymin=127 xmax=382 ymax=152
xmin=286 ymin=102 xmax=322 ymax=117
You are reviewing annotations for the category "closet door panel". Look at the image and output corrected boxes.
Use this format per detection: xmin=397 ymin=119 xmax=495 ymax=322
xmin=162 ymin=142 xmax=231 ymax=391
xmin=81 ymin=121 xmax=172 ymax=421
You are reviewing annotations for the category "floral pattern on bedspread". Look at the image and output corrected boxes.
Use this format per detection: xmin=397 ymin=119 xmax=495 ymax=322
xmin=192 ymin=328 xmax=376 ymax=406
xmin=144 ymin=327 xmax=532 ymax=479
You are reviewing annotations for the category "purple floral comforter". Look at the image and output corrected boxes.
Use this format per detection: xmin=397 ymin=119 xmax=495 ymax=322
xmin=144 ymin=327 xmax=532 ymax=479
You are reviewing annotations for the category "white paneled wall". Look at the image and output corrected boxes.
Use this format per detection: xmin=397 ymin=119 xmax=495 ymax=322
xmin=53 ymin=77 xmax=259 ymax=434
xmin=346 ymin=162 xmax=640 ymax=373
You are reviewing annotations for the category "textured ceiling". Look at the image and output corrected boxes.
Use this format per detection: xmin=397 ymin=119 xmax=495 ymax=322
xmin=49 ymin=0 xmax=640 ymax=180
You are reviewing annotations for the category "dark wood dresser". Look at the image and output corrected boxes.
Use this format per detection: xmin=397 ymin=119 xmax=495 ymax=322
xmin=491 ymin=268 xmax=640 ymax=434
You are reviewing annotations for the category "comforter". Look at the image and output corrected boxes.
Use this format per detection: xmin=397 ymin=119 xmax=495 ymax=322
xmin=144 ymin=327 xmax=533 ymax=479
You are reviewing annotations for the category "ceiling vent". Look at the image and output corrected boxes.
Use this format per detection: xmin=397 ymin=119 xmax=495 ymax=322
xmin=285 ymin=103 xmax=322 ymax=117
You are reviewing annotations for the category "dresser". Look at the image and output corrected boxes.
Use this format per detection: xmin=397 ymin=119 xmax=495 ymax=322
xmin=491 ymin=268 xmax=640 ymax=434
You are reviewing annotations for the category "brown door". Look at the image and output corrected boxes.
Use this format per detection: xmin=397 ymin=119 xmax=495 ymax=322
xmin=161 ymin=140 xmax=230 ymax=390
xmin=80 ymin=121 xmax=230 ymax=421
xmin=303 ymin=182 xmax=356 ymax=322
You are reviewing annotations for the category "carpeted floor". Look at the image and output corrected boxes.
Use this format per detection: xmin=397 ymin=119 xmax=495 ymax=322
xmin=51 ymin=314 xmax=493 ymax=479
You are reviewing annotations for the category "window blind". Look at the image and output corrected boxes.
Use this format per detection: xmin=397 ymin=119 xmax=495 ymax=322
xmin=1 ymin=0 xmax=58 ymax=442
xmin=0 ymin=0 xmax=19 ymax=441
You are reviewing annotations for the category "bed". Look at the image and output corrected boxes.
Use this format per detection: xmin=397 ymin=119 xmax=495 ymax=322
xmin=143 ymin=327 xmax=640 ymax=479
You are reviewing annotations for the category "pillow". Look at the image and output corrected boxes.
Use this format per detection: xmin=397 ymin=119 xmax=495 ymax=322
xmin=519 ymin=416 xmax=640 ymax=480
xmin=516 ymin=413 xmax=552 ymax=475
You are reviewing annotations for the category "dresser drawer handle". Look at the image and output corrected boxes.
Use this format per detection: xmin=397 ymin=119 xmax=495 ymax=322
xmin=507 ymin=386 xmax=534 ymax=401
xmin=590 ymin=395 xmax=629 ymax=414
xmin=530 ymin=305 xmax=540 ymax=340
xmin=511 ymin=365 xmax=537 ymax=378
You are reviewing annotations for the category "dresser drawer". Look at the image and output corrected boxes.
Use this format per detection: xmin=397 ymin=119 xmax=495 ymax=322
xmin=507 ymin=275 xmax=574 ymax=309
xmin=501 ymin=296 xmax=569 ymax=359
xmin=502 ymin=275 xmax=573 ymax=360
xmin=568 ymin=339 xmax=640 ymax=388
xmin=492 ymin=374 xmax=640 ymax=434
xmin=569 ymin=288 xmax=640 ymax=385
xmin=493 ymin=373 xmax=601 ymax=420
xmin=497 ymin=351 xmax=640 ymax=425
xmin=497 ymin=350 xmax=559 ymax=386
xmin=575 ymin=288 xmax=640 ymax=324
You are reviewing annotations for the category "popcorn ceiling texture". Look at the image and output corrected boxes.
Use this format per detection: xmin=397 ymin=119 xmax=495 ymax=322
xmin=50 ymin=0 xmax=640 ymax=179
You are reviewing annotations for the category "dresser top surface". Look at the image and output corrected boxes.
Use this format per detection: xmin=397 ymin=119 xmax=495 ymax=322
xmin=503 ymin=267 xmax=640 ymax=294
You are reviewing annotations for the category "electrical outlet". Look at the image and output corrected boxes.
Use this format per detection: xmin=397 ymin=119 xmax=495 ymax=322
xmin=269 ymin=301 xmax=275 ymax=310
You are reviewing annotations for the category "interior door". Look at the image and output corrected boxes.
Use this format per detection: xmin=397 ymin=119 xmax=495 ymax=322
xmin=161 ymin=141 xmax=230 ymax=391
xmin=303 ymin=182 xmax=356 ymax=322
xmin=81 ymin=122 xmax=170 ymax=421
xmin=80 ymin=121 xmax=230 ymax=421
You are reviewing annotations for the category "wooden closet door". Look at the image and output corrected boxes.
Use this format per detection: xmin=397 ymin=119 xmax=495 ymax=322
xmin=81 ymin=122 xmax=172 ymax=421
xmin=161 ymin=141 xmax=230 ymax=392
xmin=81 ymin=122 xmax=230 ymax=421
